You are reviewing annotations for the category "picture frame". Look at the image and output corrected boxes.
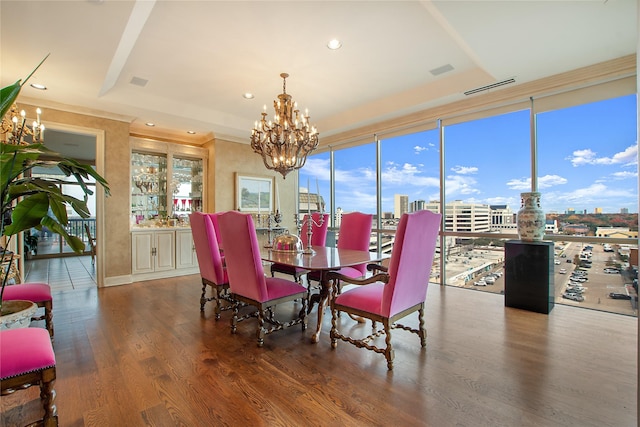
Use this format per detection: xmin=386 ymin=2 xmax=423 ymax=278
xmin=235 ymin=173 xmax=274 ymax=212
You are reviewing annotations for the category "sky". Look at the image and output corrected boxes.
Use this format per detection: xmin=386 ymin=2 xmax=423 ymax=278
xmin=301 ymin=94 xmax=638 ymax=215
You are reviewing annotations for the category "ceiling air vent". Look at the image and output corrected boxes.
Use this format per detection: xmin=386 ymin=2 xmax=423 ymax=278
xmin=130 ymin=76 xmax=149 ymax=87
xmin=430 ymin=64 xmax=454 ymax=76
xmin=464 ymin=78 xmax=515 ymax=96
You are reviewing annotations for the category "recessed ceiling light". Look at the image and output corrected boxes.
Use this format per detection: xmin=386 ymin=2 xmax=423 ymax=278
xmin=187 ymin=130 xmax=196 ymax=135
xmin=243 ymin=93 xmax=254 ymax=99
xmin=30 ymin=83 xmax=47 ymax=90
xmin=327 ymin=39 xmax=342 ymax=50
xmin=145 ymin=122 xmax=155 ymax=127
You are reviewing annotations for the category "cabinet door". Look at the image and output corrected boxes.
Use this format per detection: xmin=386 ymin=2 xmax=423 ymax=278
xmin=132 ymin=232 xmax=154 ymax=274
xmin=155 ymin=231 xmax=176 ymax=271
xmin=176 ymin=229 xmax=197 ymax=269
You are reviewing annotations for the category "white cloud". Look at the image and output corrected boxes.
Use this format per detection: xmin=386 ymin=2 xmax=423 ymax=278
xmin=538 ymin=174 xmax=568 ymax=189
xmin=451 ymin=165 xmax=478 ymax=175
xmin=506 ymin=177 xmax=530 ymax=191
xmin=507 ymin=174 xmax=566 ymax=191
xmin=445 ymin=174 xmax=480 ymax=196
xmin=413 ymin=145 xmax=427 ymax=154
xmin=611 ymin=170 xmax=638 ymax=179
xmin=567 ymin=145 xmax=638 ymax=167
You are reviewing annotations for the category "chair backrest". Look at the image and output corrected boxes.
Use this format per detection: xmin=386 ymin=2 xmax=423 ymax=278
xmin=217 ymin=211 xmax=268 ymax=302
xmin=381 ymin=210 xmax=442 ymax=317
xmin=337 ymin=212 xmax=373 ymax=275
xmin=301 ymin=213 xmax=330 ymax=248
xmin=189 ymin=212 xmax=226 ymax=285
xmin=84 ymin=223 xmax=95 ymax=245
xmin=208 ymin=212 xmax=224 ymax=249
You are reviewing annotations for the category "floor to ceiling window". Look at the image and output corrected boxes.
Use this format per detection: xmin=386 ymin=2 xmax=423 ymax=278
xmin=536 ymin=94 xmax=638 ymax=315
xmin=302 ymin=82 xmax=637 ymax=317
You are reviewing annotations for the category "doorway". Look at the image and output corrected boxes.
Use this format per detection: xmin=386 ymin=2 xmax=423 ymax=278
xmin=23 ymin=124 xmax=104 ymax=287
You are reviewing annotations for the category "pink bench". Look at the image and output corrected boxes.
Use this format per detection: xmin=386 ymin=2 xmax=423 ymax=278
xmin=0 ymin=328 xmax=58 ymax=426
xmin=2 ymin=282 xmax=54 ymax=339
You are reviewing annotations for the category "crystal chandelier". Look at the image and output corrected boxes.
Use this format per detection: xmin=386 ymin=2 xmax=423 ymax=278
xmin=1 ymin=103 xmax=45 ymax=145
xmin=250 ymin=73 xmax=319 ymax=179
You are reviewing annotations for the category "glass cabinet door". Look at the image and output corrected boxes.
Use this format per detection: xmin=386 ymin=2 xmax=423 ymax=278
xmin=131 ymin=152 xmax=168 ymax=222
xmin=171 ymin=156 xmax=203 ymax=216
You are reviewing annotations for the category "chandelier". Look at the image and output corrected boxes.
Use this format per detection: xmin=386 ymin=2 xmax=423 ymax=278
xmin=1 ymin=103 xmax=44 ymax=145
xmin=250 ymin=73 xmax=319 ymax=179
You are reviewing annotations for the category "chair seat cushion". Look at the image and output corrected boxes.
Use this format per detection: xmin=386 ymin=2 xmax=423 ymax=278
xmin=334 ymin=282 xmax=385 ymax=316
xmin=0 ymin=328 xmax=56 ymax=380
xmin=2 ymin=283 xmax=52 ymax=303
xmin=265 ymin=277 xmax=307 ymax=300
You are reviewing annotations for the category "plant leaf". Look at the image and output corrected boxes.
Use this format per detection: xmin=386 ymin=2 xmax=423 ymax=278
xmin=3 ymin=193 xmax=50 ymax=235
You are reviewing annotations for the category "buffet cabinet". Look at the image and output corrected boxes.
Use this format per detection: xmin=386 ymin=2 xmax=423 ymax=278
xmin=130 ymin=137 xmax=205 ymax=281
xmin=131 ymin=228 xmax=198 ymax=280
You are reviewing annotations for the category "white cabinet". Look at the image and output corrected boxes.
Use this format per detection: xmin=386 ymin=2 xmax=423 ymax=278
xmin=175 ymin=229 xmax=197 ymax=269
xmin=132 ymin=230 xmax=175 ymax=275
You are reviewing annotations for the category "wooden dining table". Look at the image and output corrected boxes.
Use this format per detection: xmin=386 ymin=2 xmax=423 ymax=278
xmin=260 ymin=245 xmax=389 ymax=343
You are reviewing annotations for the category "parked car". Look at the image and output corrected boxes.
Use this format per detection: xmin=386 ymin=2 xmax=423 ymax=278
xmin=484 ymin=276 xmax=495 ymax=284
xmin=559 ymin=268 xmax=567 ymax=274
xmin=563 ymin=293 xmax=584 ymax=302
xmin=474 ymin=279 xmax=487 ymax=287
xmin=566 ymin=286 xmax=586 ymax=293
xmin=554 ymin=259 xmax=561 ymax=265
xmin=566 ymin=259 xmax=572 ymax=263
xmin=608 ymin=292 xmax=631 ymax=300
xmin=604 ymin=268 xmax=620 ymax=274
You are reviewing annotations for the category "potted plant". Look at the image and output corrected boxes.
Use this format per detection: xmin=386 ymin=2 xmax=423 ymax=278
xmin=0 ymin=57 xmax=110 ymax=321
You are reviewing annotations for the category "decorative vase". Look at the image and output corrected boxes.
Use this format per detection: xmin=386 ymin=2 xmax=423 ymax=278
xmin=517 ymin=192 xmax=546 ymax=241
xmin=0 ymin=300 xmax=37 ymax=330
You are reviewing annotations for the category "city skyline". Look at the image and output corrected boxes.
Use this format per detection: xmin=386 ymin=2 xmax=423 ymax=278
xmin=301 ymin=94 xmax=637 ymax=215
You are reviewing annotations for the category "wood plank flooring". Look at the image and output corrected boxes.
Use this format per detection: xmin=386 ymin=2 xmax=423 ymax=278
xmin=1 ymin=274 xmax=637 ymax=427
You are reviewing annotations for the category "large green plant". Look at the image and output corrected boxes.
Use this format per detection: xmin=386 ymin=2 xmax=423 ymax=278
xmin=0 ymin=57 xmax=110 ymax=311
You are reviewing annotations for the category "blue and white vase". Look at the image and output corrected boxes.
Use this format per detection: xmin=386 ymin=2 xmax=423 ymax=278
xmin=517 ymin=192 xmax=545 ymax=241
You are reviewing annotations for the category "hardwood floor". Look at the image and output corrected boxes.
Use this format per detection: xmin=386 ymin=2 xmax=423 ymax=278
xmin=1 ymin=274 xmax=637 ymax=427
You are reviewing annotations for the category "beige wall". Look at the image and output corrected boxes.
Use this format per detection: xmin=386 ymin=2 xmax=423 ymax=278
xmin=17 ymin=103 xmax=131 ymax=283
xmin=15 ymin=105 xmax=299 ymax=285
xmin=212 ymin=138 xmax=298 ymax=232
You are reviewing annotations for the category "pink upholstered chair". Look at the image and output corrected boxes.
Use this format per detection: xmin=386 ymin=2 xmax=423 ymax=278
xmin=308 ymin=211 xmax=373 ymax=286
xmin=190 ymin=212 xmax=231 ymax=319
xmin=208 ymin=212 xmax=225 ymax=251
xmin=217 ymin=211 xmax=308 ymax=347
xmin=270 ymin=213 xmax=329 ymax=283
xmin=1 ymin=328 xmax=58 ymax=426
xmin=327 ymin=210 xmax=442 ymax=370
xmin=2 ymin=282 xmax=54 ymax=339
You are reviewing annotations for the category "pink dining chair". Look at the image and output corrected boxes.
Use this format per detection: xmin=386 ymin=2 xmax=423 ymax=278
xmin=217 ymin=211 xmax=308 ymax=347
xmin=190 ymin=212 xmax=231 ymax=319
xmin=270 ymin=213 xmax=329 ymax=283
xmin=208 ymin=212 xmax=224 ymax=250
xmin=308 ymin=211 xmax=373 ymax=285
xmin=326 ymin=210 xmax=442 ymax=370
xmin=1 ymin=328 xmax=58 ymax=426
xmin=2 ymin=282 xmax=54 ymax=339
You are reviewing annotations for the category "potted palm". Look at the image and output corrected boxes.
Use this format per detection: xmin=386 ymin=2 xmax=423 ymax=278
xmin=0 ymin=57 xmax=110 ymax=323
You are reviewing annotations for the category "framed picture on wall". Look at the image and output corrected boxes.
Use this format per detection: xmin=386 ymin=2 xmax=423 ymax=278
xmin=235 ymin=173 xmax=274 ymax=212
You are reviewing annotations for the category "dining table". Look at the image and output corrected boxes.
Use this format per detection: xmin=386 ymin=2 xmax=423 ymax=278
xmin=260 ymin=245 xmax=389 ymax=343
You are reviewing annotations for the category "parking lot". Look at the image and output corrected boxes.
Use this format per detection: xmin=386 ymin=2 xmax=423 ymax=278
xmin=443 ymin=242 xmax=638 ymax=317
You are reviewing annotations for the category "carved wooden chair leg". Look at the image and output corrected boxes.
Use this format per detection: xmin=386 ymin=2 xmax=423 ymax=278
xmin=43 ymin=299 xmax=54 ymax=339
xmin=418 ymin=304 xmax=427 ymax=347
xmin=199 ymin=282 xmax=208 ymax=312
xmin=384 ymin=320 xmax=394 ymax=371
xmin=256 ymin=309 xmax=266 ymax=347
